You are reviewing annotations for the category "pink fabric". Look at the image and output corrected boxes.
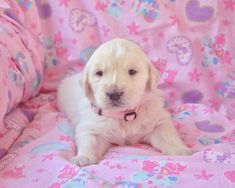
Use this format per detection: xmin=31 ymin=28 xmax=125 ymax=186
xmin=0 ymin=0 xmax=235 ymax=187
xmin=0 ymin=1 xmax=44 ymax=156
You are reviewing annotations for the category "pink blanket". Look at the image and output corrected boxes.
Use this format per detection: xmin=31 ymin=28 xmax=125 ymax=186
xmin=0 ymin=0 xmax=43 ymax=157
xmin=0 ymin=0 xmax=235 ymax=187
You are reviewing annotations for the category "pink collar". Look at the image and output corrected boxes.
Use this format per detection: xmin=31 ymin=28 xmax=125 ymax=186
xmin=91 ymin=104 xmax=138 ymax=121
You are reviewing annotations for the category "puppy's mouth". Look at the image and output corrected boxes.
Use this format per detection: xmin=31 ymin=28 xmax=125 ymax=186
xmin=110 ymin=101 xmax=123 ymax=108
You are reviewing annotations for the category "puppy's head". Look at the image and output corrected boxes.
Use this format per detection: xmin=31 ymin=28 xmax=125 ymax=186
xmin=81 ymin=38 xmax=159 ymax=110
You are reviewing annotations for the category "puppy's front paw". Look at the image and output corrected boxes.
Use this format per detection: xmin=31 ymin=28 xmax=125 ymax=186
xmin=71 ymin=154 xmax=99 ymax=166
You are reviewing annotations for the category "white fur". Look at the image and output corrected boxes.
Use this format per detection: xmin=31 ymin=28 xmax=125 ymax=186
xmin=57 ymin=38 xmax=192 ymax=166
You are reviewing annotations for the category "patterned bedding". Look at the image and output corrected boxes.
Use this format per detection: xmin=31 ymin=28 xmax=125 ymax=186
xmin=0 ymin=0 xmax=43 ymax=157
xmin=0 ymin=0 xmax=235 ymax=187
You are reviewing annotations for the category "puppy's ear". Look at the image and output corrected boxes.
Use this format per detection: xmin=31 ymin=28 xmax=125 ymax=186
xmin=147 ymin=63 xmax=160 ymax=92
xmin=80 ymin=67 xmax=94 ymax=101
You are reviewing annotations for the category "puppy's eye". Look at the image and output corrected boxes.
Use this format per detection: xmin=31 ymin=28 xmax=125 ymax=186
xmin=95 ymin=70 xmax=103 ymax=77
xmin=128 ymin=69 xmax=137 ymax=76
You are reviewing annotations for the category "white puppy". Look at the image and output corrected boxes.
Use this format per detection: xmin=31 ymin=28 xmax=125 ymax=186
xmin=57 ymin=38 xmax=192 ymax=166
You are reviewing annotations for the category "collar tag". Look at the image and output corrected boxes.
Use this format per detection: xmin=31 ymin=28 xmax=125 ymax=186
xmin=124 ymin=112 xmax=137 ymax=121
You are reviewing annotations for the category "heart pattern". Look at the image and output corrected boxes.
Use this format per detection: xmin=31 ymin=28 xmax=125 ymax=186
xmin=203 ymin=151 xmax=235 ymax=164
xmin=69 ymin=9 xmax=97 ymax=33
xmin=182 ymin=90 xmax=203 ymax=103
xmin=224 ymin=171 xmax=235 ymax=183
xmin=186 ymin=0 xmax=214 ymax=22
xmin=4 ymin=9 xmax=22 ymax=25
xmin=195 ymin=120 xmax=225 ymax=133
xmin=0 ymin=148 xmax=7 ymax=159
xmin=167 ymin=36 xmax=193 ymax=65
xmin=35 ymin=0 xmax=52 ymax=19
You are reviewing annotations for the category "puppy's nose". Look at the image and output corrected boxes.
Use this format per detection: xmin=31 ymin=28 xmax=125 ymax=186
xmin=106 ymin=91 xmax=123 ymax=101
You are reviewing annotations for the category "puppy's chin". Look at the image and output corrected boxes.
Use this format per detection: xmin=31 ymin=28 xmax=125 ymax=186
xmin=104 ymin=101 xmax=140 ymax=112
xmin=104 ymin=102 xmax=126 ymax=111
xmin=95 ymin=100 xmax=128 ymax=111
xmin=110 ymin=100 xmax=124 ymax=107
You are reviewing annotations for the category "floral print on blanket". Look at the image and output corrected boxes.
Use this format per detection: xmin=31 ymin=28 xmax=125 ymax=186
xmin=0 ymin=0 xmax=43 ymax=160
xmin=0 ymin=0 xmax=235 ymax=187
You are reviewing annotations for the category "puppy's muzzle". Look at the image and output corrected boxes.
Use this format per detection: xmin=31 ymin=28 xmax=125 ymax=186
xmin=106 ymin=91 xmax=123 ymax=101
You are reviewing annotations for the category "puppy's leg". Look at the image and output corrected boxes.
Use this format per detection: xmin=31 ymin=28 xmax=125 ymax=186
xmin=147 ymin=118 xmax=192 ymax=155
xmin=71 ymin=133 xmax=110 ymax=166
